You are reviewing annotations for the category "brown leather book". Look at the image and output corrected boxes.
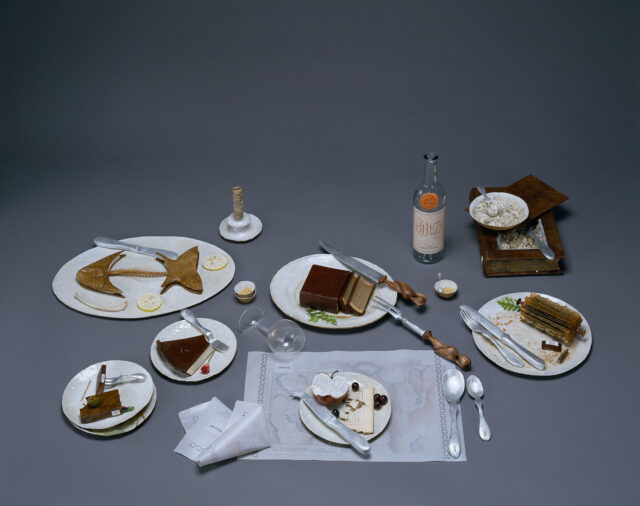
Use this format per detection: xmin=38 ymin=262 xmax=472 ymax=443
xmin=156 ymin=335 xmax=214 ymax=375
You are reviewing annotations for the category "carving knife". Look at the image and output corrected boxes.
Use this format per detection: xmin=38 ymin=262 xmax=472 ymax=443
xmin=290 ymin=391 xmax=370 ymax=455
xmin=460 ymin=305 xmax=546 ymax=370
xmin=94 ymin=237 xmax=179 ymax=260
xmin=319 ymin=240 xmax=427 ymax=306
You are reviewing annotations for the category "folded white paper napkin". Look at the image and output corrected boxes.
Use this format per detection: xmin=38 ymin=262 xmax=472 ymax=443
xmin=175 ymin=396 xmax=270 ymax=466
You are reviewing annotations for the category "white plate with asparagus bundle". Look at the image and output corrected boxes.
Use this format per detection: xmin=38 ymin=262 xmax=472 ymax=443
xmin=471 ymin=292 xmax=592 ymax=376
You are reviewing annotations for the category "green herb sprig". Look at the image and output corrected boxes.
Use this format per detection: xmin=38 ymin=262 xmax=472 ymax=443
xmin=497 ymin=296 xmax=521 ymax=312
xmin=306 ymin=308 xmax=338 ymax=325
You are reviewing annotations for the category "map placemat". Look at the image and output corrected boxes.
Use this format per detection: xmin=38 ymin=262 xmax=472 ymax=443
xmin=242 ymin=350 xmax=466 ymax=462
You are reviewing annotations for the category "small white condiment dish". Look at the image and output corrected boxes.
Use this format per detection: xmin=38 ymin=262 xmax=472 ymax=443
xmin=469 ymin=192 xmax=529 ymax=231
xmin=434 ymin=279 xmax=458 ymax=299
xmin=234 ymin=281 xmax=256 ymax=303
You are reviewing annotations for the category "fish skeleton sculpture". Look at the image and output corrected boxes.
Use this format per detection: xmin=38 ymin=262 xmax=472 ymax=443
xmin=76 ymin=246 xmax=203 ymax=296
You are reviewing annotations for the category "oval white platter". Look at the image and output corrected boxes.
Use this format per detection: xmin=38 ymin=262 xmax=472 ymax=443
xmin=471 ymin=292 xmax=592 ymax=377
xmin=52 ymin=236 xmax=235 ymax=319
xmin=298 ymin=372 xmax=391 ymax=445
xmin=61 ymin=360 xmax=155 ymax=430
xmin=73 ymin=387 xmax=157 ymax=437
xmin=270 ymin=254 xmax=397 ymax=329
xmin=150 ymin=318 xmax=237 ymax=382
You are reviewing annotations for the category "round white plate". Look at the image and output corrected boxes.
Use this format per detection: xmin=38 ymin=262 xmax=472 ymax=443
xmin=73 ymin=387 xmax=157 ymax=437
xmin=61 ymin=360 xmax=155 ymax=429
xmin=270 ymin=254 xmax=397 ymax=329
xmin=52 ymin=236 xmax=235 ymax=319
xmin=299 ymin=372 xmax=391 ymax=445
xmin=150 ymin=318 xmax=237 ymax=382
xmin=472 ymin=292 xmax=592 ymax=376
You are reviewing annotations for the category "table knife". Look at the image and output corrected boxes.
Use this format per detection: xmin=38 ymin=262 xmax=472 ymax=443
xmin=290 ymin=391 xmax=370 ymax=455
xmin=460 ymin=305 xmax=546 ymax=370
xmin=94 ymin=236 xmax=179 ymax=260
xmin=319 ymin=240 xmax=426 ymax=306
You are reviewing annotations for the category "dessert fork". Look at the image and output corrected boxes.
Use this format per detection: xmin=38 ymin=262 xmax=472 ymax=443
xmin=373 ymin=296 xmax=471 ymax=370
xmin=180 ymin=309 xmax=229 ymax=352
xmin=460 ymin=309 xmax=524 ymax=368
xmin=104 ymin=373 xmax=146 ymax=386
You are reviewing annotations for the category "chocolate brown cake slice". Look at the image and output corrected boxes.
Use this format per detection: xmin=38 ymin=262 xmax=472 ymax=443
xmin=156 ymin=335 xmax=214 ymax=375
xmin=299 ymin=265 xmax=352 ymax=313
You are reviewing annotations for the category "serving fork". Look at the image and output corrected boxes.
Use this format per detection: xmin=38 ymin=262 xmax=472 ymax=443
xmin=180 ymin=309 xmax=229 ymax=352
xmin=104 ymin=373 xmax=146 ymax=387
xmin=374 ymin=296 xmax=471 ymax=369
xmin=459 ymin=309 xmax=523 ymax=368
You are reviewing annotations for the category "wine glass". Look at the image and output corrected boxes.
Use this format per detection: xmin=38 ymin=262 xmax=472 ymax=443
xmin=238 ymin=307 xmax=305 ymax=360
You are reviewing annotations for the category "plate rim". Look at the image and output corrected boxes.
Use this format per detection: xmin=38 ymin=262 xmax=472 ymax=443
xmin=471 ymin=292 xmax=592 ymax=377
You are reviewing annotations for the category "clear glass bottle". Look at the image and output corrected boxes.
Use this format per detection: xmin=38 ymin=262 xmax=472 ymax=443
xmin=413 ymin=152 xmax=446 ymax=263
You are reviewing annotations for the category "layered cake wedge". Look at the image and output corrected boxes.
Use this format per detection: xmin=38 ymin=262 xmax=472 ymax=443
xmin=156 ymin=335 xmax=214 ymax=375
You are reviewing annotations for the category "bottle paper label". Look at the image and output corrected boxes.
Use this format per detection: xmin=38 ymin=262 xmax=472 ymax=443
xmin=413 ymin=206 xmax=445 ymax=254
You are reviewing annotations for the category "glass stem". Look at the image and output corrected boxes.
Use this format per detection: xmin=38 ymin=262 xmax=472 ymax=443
xmin=254 ymin=319 xmax=271 ymax=337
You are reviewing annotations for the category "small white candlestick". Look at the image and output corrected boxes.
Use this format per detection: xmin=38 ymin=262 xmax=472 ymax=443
xmin=219 ymin=186 xmax=263 ymax=242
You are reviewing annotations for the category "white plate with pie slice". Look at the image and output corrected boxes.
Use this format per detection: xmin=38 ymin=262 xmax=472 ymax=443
xmin=298 ymin=372 xmax=391 ymax=445
xmin=52 ymin=236 xmax=235 ymax=319
xmin=73 ymin=387 xmax=157 ymax=437
xmin=61 ymin=360 xmax=155 ymax=430
xmin=471 ymin=292 xmax=592 ymax=376
xmin=150 ymin=318 xmax=237 ymax=382
xmin=270 ymin=254 xmax=397 ymax=329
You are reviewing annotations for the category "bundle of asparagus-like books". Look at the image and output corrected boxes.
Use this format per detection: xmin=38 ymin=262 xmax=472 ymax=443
xmin=520 ymin=293 xmax=583 ymax=344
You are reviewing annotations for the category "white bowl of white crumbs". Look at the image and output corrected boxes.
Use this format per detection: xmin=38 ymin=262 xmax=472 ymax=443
xmin=469 ymin=192 xmax=529 ymax=231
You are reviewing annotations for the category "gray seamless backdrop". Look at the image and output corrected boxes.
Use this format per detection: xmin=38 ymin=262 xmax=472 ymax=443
xmin=1 ymin=1 xmax=638 ymax=505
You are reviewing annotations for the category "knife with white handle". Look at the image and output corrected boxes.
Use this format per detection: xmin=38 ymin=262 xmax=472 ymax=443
xmin=94 ymin=237 xmax=179 ymax=260
xmin=290 ymin=391 xmax=370 ymax=455
xmin=460 ymin=305 xmax=546 ymax=371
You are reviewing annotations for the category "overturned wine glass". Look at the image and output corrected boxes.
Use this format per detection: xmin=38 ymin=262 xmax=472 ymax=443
xmin=238 ymin=307 xmax=305 ymax=360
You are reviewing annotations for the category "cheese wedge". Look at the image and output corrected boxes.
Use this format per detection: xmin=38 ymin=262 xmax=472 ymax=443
xmin=341 ymin=386 xmax=374 ymax=435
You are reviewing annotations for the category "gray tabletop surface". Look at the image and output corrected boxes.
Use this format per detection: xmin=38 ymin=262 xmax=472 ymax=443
xmin=2 ymin=1 xmax=638 ymax=505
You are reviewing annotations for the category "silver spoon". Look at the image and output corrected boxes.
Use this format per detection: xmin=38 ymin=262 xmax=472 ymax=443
xmin=442 ymin=369 xmax=465 ymax=458
xmin=466 ymin=375 xmax=491 ymax=441
xmin=477 ymin=186 xmax=499 ymax=217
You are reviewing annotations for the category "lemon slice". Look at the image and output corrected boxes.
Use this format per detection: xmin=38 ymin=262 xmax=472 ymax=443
xmin=137 ymin=293 xmax=162 ymax=312
xmin=202 ymin=254 xmax=228 ymax=271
